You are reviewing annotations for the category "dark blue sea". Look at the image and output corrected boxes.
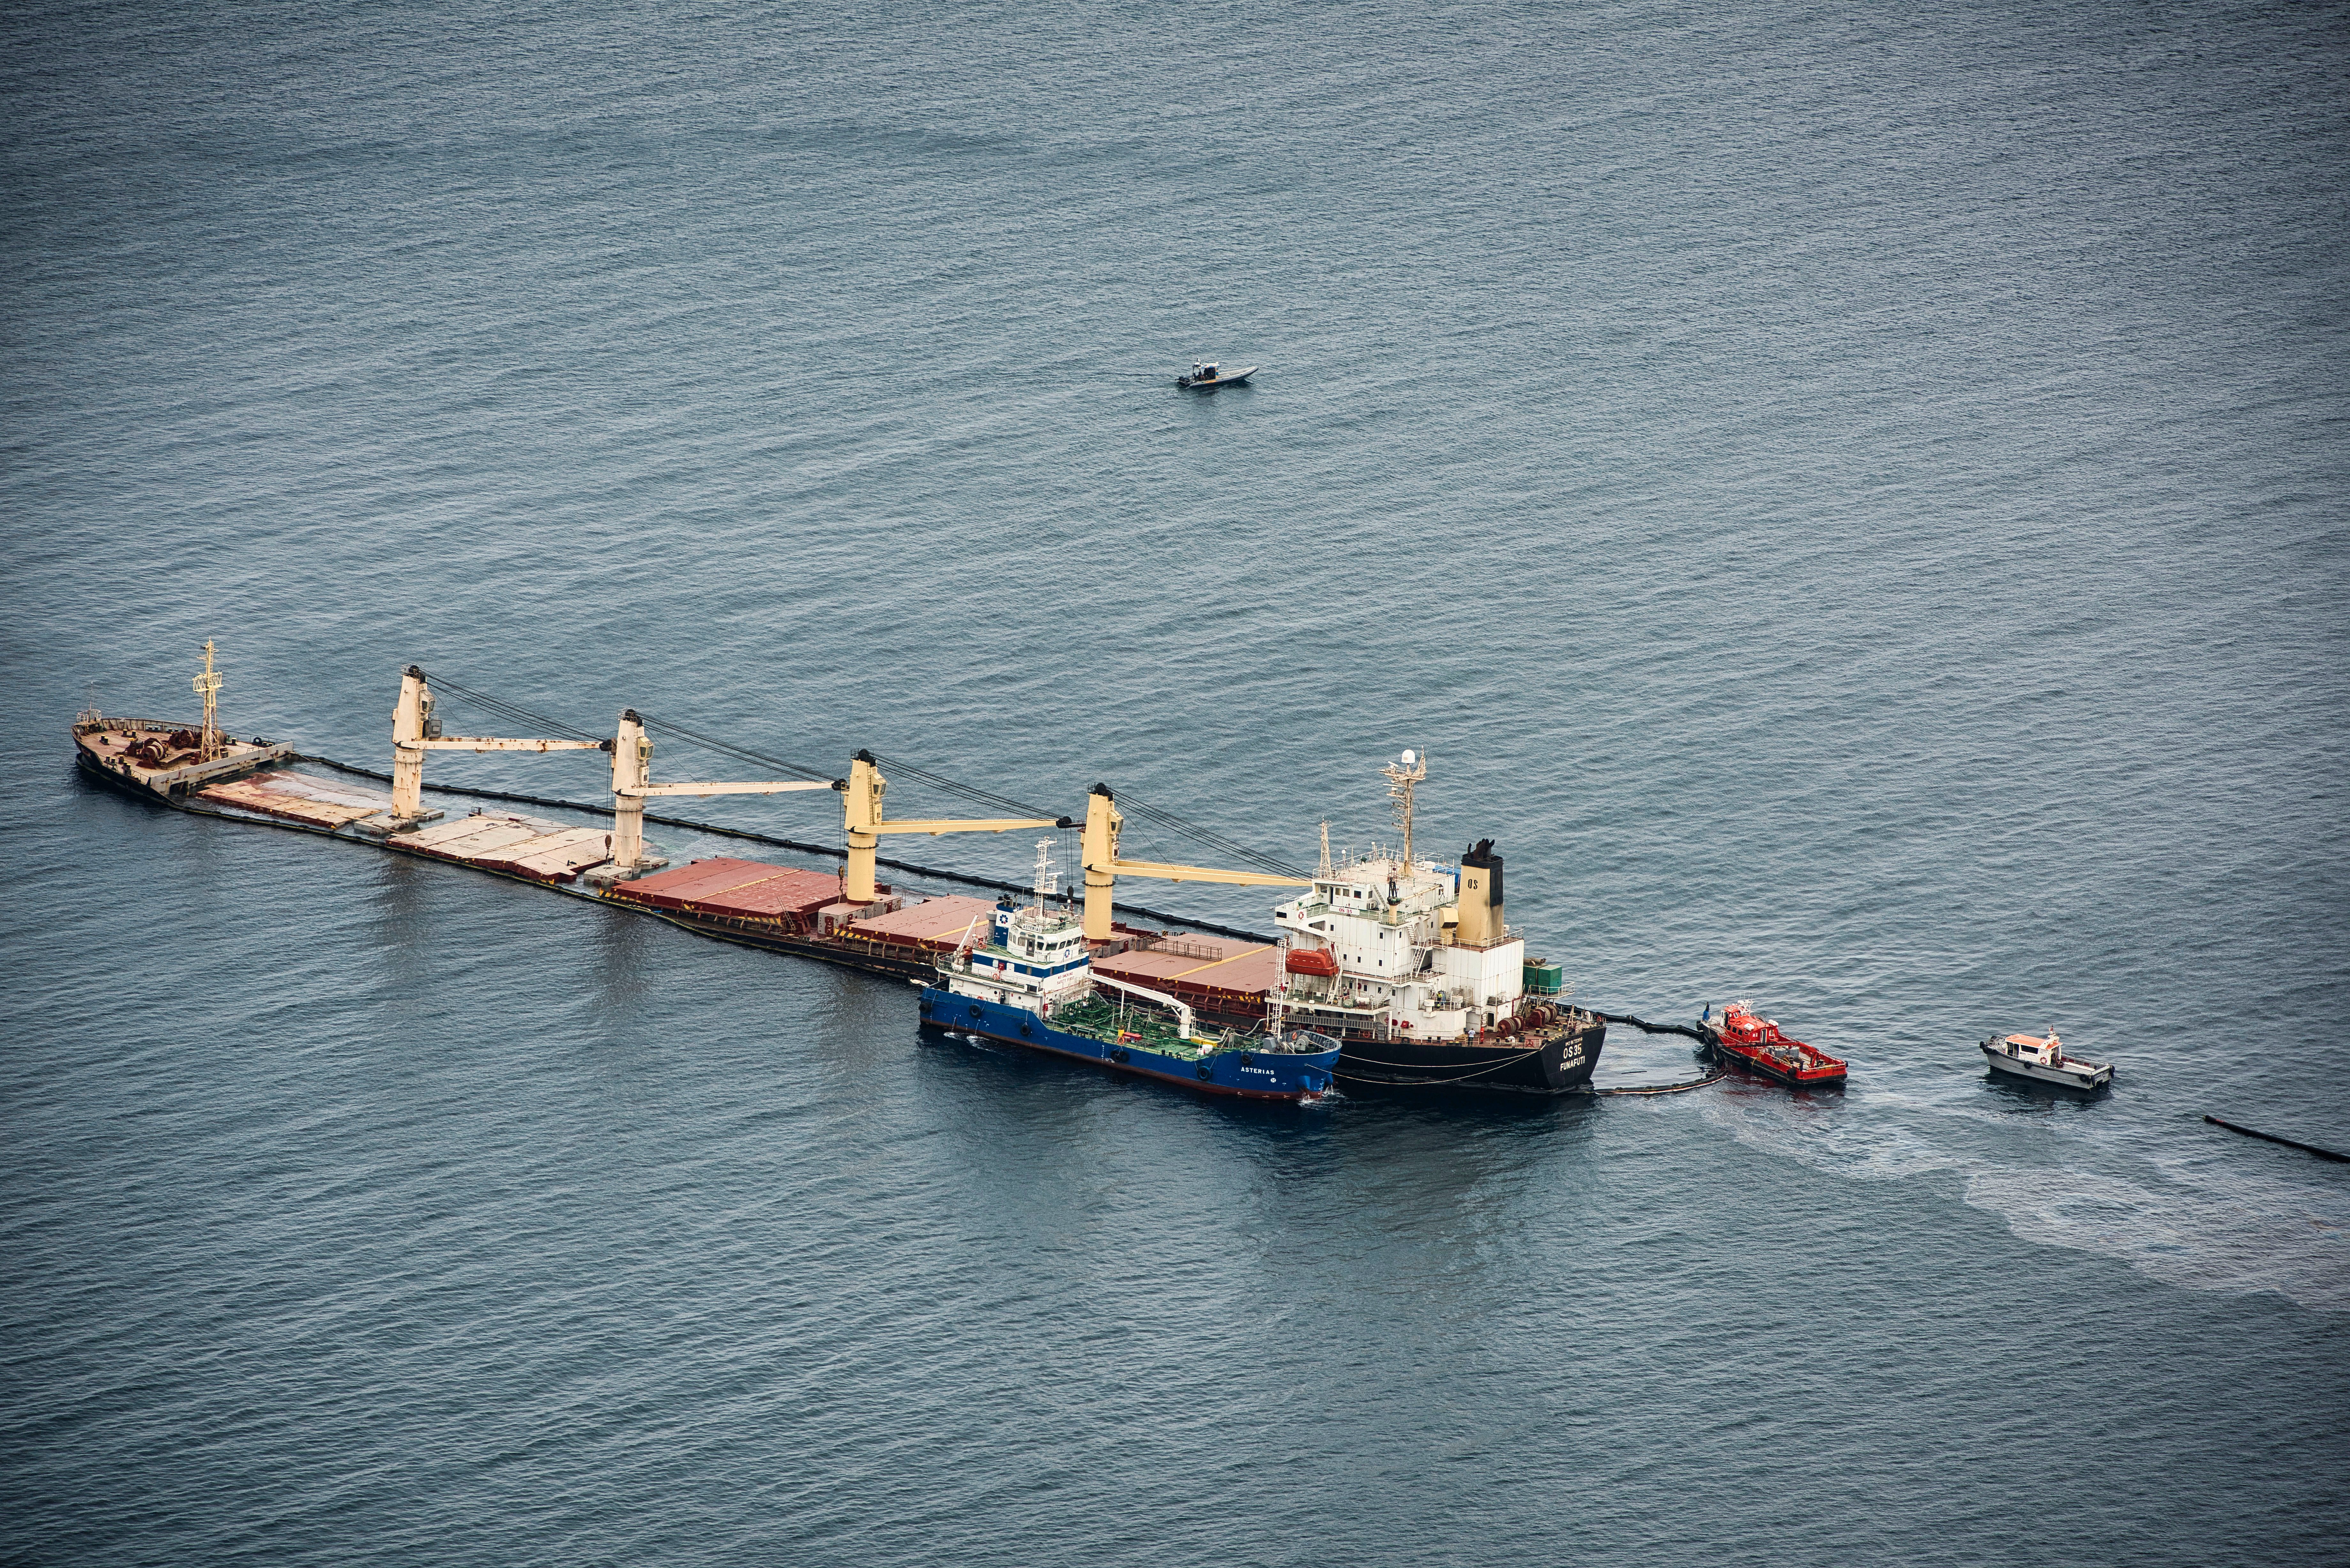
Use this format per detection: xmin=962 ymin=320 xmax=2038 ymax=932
xmin=6 ymin=3 xmax=2347 ymax=1563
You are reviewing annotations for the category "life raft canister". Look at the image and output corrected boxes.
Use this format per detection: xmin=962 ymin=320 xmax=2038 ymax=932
xmin=1285 ymin=947 xmax=1340 ymax=977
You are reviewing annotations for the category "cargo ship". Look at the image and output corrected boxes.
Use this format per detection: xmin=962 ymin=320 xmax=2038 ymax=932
xmin=1698 ymin=1001 xmax=1847 ymax=1087
xmin=68 ymin=656 xmax=1226 ymax=990
xmin=918 ymin=847 xmax=1340 ymax=1099
xmin=73 ymin=657 xmax=1599 ymax=1096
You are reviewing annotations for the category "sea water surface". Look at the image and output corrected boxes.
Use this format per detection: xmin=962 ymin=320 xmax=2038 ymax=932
xmin=4 ymin=2 xmax=2347 ymax=1564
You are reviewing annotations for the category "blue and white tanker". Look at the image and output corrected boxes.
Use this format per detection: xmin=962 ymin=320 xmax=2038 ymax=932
xmin=917 ymin=844 xmax=1339 ymax=1100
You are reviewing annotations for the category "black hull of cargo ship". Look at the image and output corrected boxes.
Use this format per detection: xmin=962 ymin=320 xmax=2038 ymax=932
xmin=1184 ymin=997 xmax=1606 ymax=1094
xmin=1330 ymin=1019 xmax=1604 ymax=1094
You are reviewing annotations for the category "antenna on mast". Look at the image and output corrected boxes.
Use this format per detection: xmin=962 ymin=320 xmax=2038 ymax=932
xmin=1032 ymin=839 xmax=1058 ymax=913
xmin=1317 ymin=820 xmax=1333 ymax=879
xmin=1382 ymin=747 xmax=1427 ymax=866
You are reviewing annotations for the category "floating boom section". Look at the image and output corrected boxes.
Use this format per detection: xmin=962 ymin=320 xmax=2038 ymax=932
xmin=841 ymin=750 xmax=1064 ymax=902
xmin=1080 ymin=785 xmax=1309 ymax=942
xmin=606 ymin=710 xmax=841 ymax=871
xmin=390 ymin=666 xmax=608 ymax=819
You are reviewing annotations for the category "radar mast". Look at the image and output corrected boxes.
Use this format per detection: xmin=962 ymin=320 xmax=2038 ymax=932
xmin=192 ymin=641 xmax=224 ymax=761
xmin=1382 ymin=747 xmax=1427 ymax=866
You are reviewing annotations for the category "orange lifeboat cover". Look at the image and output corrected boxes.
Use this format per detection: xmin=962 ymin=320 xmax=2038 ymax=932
xmin=1285 ymin=947 xmax=1340 ymax=976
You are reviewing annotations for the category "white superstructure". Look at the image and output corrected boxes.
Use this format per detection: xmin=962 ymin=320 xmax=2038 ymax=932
xmin=941 ymin=843 xmax=1096 ymax=1017
xmin=1270 ymin=751 xmax=1566 ymax=1046
xmin=1273 ymin=852 xmax=1530 ymax=1042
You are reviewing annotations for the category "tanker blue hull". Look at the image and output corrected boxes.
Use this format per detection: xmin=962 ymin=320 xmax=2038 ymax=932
xmin=918 ymin=987 xmax=1337 ymax=1100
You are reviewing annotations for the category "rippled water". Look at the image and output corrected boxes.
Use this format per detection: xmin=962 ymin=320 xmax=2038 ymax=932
xmin=5 ymin=2 xmax=2347 ymax=1563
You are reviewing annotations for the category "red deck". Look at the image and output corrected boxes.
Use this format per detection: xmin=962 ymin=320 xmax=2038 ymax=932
xmin=694 ymin=867 xmax=843 ymax=920
xmin=1092 ymin=935 xmax=1281 ymax=1005
xmin=609 ymin=857 xmax=801 ymax=913
xmin=845 ymin=895 xmax=1002 ymax=953
xmin=611 ymin=861 xmax=994 ymax=948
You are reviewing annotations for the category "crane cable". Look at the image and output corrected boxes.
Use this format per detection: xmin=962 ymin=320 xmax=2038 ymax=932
xmin=1112 ymin=791 xmax=1307 ymax=878
xmin=871 ymin=752 xmax=1061 ymax=822
xmin=636 ymin=713 xmax=834 ymax=785
xmin=415 ymin=681 xmax=1293 ymax=878
xmin=426 ymin=674 xmax=605 ymax=745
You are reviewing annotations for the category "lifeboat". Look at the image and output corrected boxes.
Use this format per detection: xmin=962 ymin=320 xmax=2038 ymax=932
xmin=1700 ymin=1000 xmax=1846 ymax=1087
xmin=1285 ymin=946 xmax=1340 ymax=977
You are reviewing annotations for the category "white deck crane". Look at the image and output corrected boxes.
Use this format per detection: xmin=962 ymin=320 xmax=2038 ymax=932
xmin=390 ymin=666 xmax=607 ymax=822
xmin=605 ymin=709 xmax=840 ymax=873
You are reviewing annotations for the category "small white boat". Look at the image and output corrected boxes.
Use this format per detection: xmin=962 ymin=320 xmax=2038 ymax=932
xmin=1980 ymin=1029 xmax=2112 ymax=1089
xmin=1177 ymin=357 xmax=1255 ymax=389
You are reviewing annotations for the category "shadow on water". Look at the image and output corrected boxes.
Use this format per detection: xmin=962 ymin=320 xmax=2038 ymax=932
xmin=910 ymin=1016 xmax=1614 ymax=1288
xmin=1979 ymin=1069 xmax=2114 ymax=1113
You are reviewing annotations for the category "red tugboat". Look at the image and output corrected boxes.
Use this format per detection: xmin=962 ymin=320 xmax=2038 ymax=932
xmin=1699 ymin=1000 xmax=1847 ymax=1087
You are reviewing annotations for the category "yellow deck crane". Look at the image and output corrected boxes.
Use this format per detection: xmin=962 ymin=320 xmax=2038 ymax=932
xmin=604 ymin=709 xmax=840 ymax=874
xmin=390 ymin=666 xmax=607 ymax=822
xmin=1078 ymin=784 xmax=1309 ymax=942
xmin=602 ymin=726 xmax=1065 ymax=893
xmin=840 ymin=750 xmax=1066 ymax=902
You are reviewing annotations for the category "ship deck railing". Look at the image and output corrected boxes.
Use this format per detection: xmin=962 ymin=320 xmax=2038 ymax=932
xmin=78 ymin=715 xmax=193 ymax=734
xmin=1440 ymin=927 xmax=1520 ymax=951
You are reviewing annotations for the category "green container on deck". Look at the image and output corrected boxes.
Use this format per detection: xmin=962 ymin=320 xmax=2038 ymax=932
xmin=1523 ymin=959 xmax=1563 ymax=996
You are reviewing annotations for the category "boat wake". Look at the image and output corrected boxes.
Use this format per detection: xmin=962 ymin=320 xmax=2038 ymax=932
xmin=1694 ymin=1089 xmax=2350 ymax=1313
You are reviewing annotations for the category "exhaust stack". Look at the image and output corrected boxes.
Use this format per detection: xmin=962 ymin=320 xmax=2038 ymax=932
xmin=1457 ymin=839 xmax=1504 ymax=946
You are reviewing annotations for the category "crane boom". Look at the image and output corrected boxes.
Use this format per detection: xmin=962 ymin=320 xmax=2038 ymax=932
xmin=409 ymin=736 xmax=607 ymax=753
xmin=840 ymin=751 xmax=1069 ymax=901
xmin=606 ymin=711 xmax=849 ymax=872
xmin=1079 ymin=783 xmax=1306 ymax=940
xmin=1092 ymin=973 xmax=1196 ymax=1040
xmin=1104 ymin=857 xmax=1308 ymax=887
xmin=870 ymin=817 xmax=1058 ymax=836
xmin=389 ymin=666 xmax=613 ymax=819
